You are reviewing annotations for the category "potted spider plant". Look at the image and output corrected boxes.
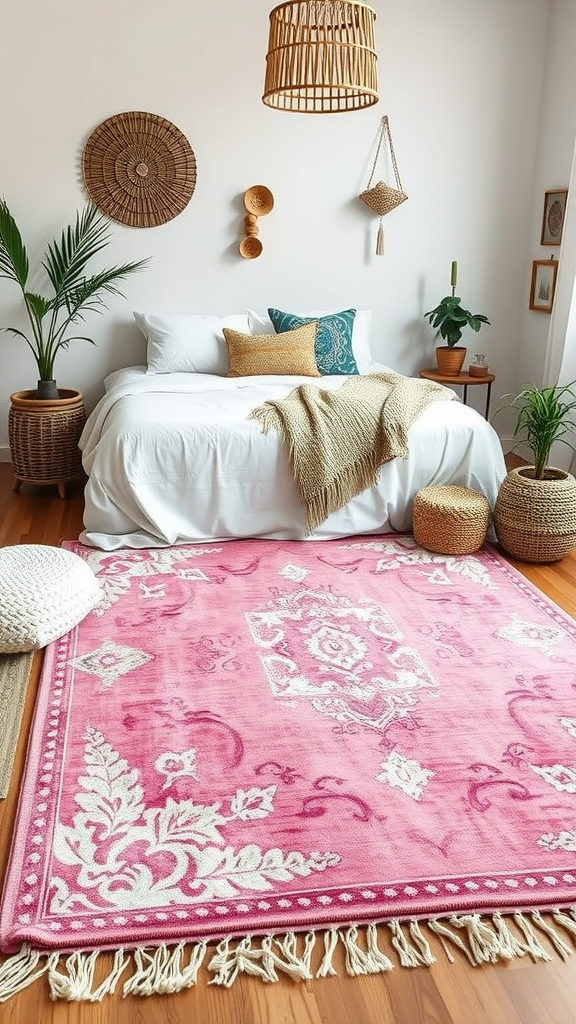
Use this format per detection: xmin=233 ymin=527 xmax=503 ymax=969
xmin=0 ymin=199 xmax=149 ymax=495
xmin=492 ymin=381 xmax=576 ymax=562
xmin=425 ymin=261 xmax=490 ymax=375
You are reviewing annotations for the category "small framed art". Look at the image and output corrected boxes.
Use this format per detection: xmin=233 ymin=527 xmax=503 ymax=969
xmin=529 ymin=258 xmax=558 ymax=313
xmin=540 ymin=188 xmax=568 ymax=246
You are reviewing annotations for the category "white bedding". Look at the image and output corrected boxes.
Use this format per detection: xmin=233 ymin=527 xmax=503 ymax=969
xmin=79 ymin=365 xmax=507 ymax=550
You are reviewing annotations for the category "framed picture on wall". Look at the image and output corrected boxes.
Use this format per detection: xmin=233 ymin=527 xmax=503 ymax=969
xmin=529 ymin=258 xmax=559 ymax=313
xmin=540 ymin=188 xmax=568 ymax=245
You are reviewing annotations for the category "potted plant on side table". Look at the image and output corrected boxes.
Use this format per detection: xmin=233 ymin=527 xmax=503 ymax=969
xmin=492 ymin=380 xmax=576 ymax=562
xmin=425 ymin=261 xmax=491 ymax=375
xmin=0 ymin=199 xmax=148 ymax=497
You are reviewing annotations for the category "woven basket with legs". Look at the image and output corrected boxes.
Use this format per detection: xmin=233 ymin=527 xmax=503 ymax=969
xmin=413 ymin=484 xmax=492 ymax=555
xmin=9 ymin=390 xmax=86 ymax=499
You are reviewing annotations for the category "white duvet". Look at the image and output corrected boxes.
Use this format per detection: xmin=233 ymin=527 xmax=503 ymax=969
xmin=79 ymin=365 xmax=507 ymax=550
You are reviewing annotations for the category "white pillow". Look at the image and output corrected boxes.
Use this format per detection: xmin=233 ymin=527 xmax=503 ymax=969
xmin=0 ymin=546 xmax=102 ymax=654
xmin=134 ymin=312 xmax=251 ymax=375
xmin=247 ymin=308 xmax=374 ymax=374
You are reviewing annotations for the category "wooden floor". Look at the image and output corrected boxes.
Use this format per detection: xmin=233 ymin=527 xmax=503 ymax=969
xmin=1 ymin=461 xmax=576 ymax=1024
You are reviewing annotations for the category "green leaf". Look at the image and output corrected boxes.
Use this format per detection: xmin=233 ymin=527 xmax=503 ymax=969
xmin=425 ymin=291 xmax=490 ymax=348
xmin=0 ymin=197 xmax=29 ymax=287
xmin=493 ymin=380 xmax=576 ymax=474
xmin=24 ymin=292 xmax=51 ymax=320
xmin=0 ymin=198 xmax=150 ymax=381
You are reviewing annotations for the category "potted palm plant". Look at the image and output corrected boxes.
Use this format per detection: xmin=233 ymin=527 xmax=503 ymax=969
xmin=0 ymin=198 xmax=148 ymax=496
xmin=492 ymin=381 xmax=576 ymax=562
xmin=425 ymin=261 xmax=490 ymax=375
xmin=0 ymin=199 xmax=148 ymax=398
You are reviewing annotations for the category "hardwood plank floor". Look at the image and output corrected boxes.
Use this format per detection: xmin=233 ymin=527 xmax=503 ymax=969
xmin=1 ymin=461 xmax=576 ymax=1024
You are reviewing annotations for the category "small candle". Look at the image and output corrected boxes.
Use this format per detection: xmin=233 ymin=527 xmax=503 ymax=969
xmin=451 ymin=261 xmax=458 ymax=288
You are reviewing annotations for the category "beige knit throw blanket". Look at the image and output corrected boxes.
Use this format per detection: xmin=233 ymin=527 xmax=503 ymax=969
xmin=249 ymin=371 xmax=457 ymax=534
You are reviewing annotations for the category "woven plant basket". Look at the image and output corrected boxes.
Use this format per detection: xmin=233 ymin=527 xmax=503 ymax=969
xmin=359 ymin=181 xmax=407 ymax=218
xmin=413 ymin=484 xmax=491 ymax=555
xmin=359 ymin=115 xmax=408 ymax=254
xmin=9 ymin=390 xmax=86 ymax=498
xmin=494 ymin=466 xmax=576 ymax=563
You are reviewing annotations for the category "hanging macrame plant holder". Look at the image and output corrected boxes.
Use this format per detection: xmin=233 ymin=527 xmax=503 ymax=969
xmin=359 ymin=115 xmax=408 ymax=255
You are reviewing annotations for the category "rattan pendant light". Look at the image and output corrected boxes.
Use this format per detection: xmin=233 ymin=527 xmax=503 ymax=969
xmin=263 ymin=0 xmax=378 ymax=113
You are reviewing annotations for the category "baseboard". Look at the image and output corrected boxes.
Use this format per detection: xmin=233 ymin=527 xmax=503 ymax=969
xmin=0 ymin=446 xmax=11 ymax=463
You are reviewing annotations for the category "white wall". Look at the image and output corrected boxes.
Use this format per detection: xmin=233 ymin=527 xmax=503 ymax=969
xmin=518 ymin=0 xmax=576 ymax=391
xmin=0 ymin=0 xmax=556 ymax=457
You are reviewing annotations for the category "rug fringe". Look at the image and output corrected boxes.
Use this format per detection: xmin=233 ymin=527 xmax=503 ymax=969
xmin=122 ymin=942 xmax=207 ymax=996
xmin=388 ymin=919 xmax=436 ymax=967
xmin=0 ymin=944 xmax=48 ymax=1003
xmin=1 ymin=908 xmax=576 ymax=1001
xmin=340 ymin=924 xmax=395 ymax=975
xmin=316 ymin=927 xmax=339 ymax=977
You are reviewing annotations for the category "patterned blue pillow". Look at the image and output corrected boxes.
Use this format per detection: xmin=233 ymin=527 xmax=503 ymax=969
xmin=267 ymin=308 xmax=358 ymax=376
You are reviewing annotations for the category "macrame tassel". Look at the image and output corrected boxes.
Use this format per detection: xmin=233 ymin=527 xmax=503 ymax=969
xmin=90 ymin=949 xmax=130 ymax=1001
xmin=448 ymin=914 xmax=502 ymax=964
xmin=366 ymin=924 xmax=395 ymax=971
xmin=388 ymin=919 xmax=433 ymax=967
xmin=125 ymin=943 xmax=207 ymax=997
xmin=207 ymin=937 xmax=276 ymax=987
xmin=48 ymin=950 xmax=101 ymax=1001
xmin=408 ymin=921 xmax=436 ymax=966
xmin=552 ymin=907 xmax=576 ymax=940
xmin=426 ymin=918 xmax=478 ymax=966
xmin=376 ymin=218 xmax=384 ymax=255
xmin=0 ymin=945 xmax=48 ymax=1003
xmin=530 ymin=911 xmax=573 ymax=960
xmin=316 ymin=927 xmax=339 ymax=977
xmin=340 ymin=925 xmax=394 ymax=976
xmin=491 ymin=912 xmax=528 ymax=960
xmin=122 ymin=947 xmax=169 ymax=998
xmin=512 ymin=913 xmax=553 ymax=962
xmin=262 ymin=932 xmax=315 ymax=981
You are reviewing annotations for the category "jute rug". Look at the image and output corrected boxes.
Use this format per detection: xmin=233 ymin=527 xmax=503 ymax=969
xmin=0 ymin=652 xmax=33 ymax=799
xmin=1 ymin=536 xmax=576 ymax=1002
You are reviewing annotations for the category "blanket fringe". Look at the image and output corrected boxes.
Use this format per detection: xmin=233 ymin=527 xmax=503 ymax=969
xmin=1 ymin=907 xmax=576 ymax=1001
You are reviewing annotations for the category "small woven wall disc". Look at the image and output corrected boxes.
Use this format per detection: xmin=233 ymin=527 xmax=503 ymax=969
xmin=82 ymin=111 xmax=197 ymax=227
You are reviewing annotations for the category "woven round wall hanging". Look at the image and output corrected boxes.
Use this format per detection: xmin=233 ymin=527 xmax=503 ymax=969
xmin=82 ymin=111 xmax=197 ymax=228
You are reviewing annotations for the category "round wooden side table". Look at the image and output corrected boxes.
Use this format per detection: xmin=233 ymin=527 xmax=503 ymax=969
xmin=419 ymin=368 xmax=495 ymax=419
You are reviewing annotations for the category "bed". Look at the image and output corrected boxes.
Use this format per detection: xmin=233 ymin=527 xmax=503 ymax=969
xmin=78 ymin=364 xmax=507 ymax=551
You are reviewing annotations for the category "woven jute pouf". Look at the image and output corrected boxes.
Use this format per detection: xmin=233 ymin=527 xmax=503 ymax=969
xmin=413 ymin=484 xmax=492 ymax=555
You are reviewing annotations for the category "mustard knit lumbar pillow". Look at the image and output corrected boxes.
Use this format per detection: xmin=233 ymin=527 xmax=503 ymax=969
xmin=223 ymin=321 xmax=320 ymax=377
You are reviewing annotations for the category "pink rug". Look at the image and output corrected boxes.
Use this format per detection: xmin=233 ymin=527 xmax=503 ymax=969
xmin=1 ymin=535 xmax=576 ymax=998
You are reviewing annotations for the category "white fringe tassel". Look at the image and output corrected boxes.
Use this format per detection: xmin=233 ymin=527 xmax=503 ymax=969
xmin=0 ymin=944 xmax=48 ymax=1003
xmin=122 ymin=942 xmax=207 ymax=996
xmin=1 ymin=907 xmax=576 ymax=1002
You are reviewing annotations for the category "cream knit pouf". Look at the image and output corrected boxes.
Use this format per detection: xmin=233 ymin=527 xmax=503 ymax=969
xmin=0 ymin=545 xmax=102 ymax=654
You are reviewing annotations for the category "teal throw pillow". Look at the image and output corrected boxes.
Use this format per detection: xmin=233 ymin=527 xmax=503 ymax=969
xmin=267 ymin=308 xmax=358 ymax=376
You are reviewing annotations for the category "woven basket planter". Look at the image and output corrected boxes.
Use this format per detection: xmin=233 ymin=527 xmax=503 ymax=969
xmin=9 ymin=389 xmax=86 ymax=499
xmin=435 ymin=346 xmax=466 ymax=376
xmin=494 ymin=466 xmax=576 ymax=563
